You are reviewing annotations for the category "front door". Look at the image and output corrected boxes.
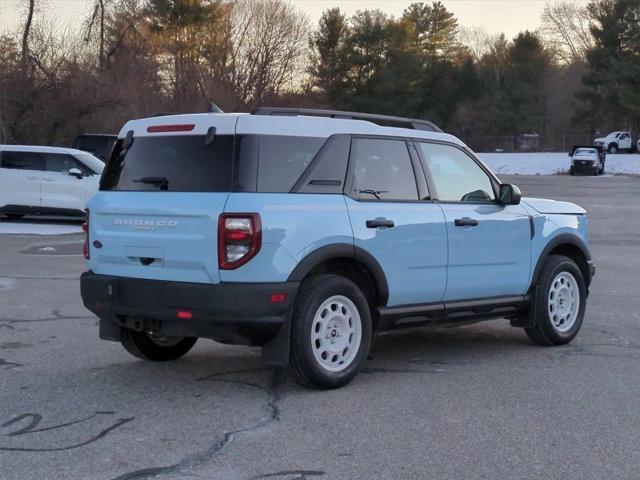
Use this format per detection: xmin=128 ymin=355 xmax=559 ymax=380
xmin=416 ymin=141 xmax=532 ymax=301
xmin=344 ymin=137 xmax=448 ymax=307
xmin=40 ymin=153 xmax=88 ymax=212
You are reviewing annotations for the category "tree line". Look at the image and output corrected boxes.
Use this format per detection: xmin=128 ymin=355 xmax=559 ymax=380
xmin=0 ymin=0 xmax=638 ymax=147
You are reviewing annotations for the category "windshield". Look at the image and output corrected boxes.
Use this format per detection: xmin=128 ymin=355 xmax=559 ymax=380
xmin=75 ymin=152 xmax=105 ymax=174
xmin=575 ymin=148 xmax=596 ymax=155
xmin=100 ymin=134 xmax=234 ymax=192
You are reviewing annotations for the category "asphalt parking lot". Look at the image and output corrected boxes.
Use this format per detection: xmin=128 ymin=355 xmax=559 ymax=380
xmin=1 ymin=174 xmax=639 ymax=480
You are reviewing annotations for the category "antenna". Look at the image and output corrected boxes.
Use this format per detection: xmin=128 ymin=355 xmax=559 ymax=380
xmin=197 ymin=80 xmax=223 ymax=113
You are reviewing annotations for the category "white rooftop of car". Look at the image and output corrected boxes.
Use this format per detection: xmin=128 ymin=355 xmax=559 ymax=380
xmin=119 ymin=112 xmax=465 ymax=147
xmin=0 ymin=144 xmax=105 ymax=172
xmin=0 ymin=144 xmax=89 ymax=156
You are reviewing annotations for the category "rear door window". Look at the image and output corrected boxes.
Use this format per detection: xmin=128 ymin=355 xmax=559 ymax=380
xmin=348 ymin=138 xmax=419 ymax=201
xmin=0 ymin=151 xmax=46 ymax=171
xmin=100 ymin=135 xmax=234 ymax=192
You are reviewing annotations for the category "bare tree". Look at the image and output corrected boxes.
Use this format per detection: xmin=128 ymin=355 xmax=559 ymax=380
xmin=21 ymin=0 xmax=36 ymax=71
xmin=225 ymin=0 xmax=310 ymax=108
xmin=85 ymin=0 xmax=107 ymax=68
xmin=458 ymin=25 xmax=500 ymax=60
xmin=540 ymin=1 xmax=594 ymax=65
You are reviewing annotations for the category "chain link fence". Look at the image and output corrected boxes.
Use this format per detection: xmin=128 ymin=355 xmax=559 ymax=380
xmin=463 ymin=134 xmax=595 ymax=153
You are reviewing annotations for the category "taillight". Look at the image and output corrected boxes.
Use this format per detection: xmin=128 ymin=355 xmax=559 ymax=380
xmin=82 ymin=209 xmax=90 ymax=259
xmin=218 ymin=213 xmax=261 ymax=270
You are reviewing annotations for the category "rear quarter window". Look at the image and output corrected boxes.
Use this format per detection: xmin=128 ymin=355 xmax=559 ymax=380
xmin=256 ymin=135 xmax=325 ymax=192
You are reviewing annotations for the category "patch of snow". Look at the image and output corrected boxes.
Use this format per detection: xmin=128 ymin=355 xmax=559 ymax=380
xmin=478 ymin=152 xmax=640 ymax=176
xmin=0 ymin=222 xmax=82 ymax=235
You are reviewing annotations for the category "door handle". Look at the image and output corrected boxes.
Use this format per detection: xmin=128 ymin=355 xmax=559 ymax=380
xmin=454 ymin=217 xmax=478 ymax=227
xmin=366 ymin=219 xmax=395 ymax=229
xmin=43 ymin=177 xmax=55 ymax=182
xmin=26 ymin=176 xmax=38 ymax=180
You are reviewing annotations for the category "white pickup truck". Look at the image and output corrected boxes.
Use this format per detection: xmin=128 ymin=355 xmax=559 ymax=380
xmin=593 ymin=131 xmax=633 ymax=154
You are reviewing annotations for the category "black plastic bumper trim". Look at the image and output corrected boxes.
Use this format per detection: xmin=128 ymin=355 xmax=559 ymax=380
xmin=81 ymin=272 xmax=299 ymax=346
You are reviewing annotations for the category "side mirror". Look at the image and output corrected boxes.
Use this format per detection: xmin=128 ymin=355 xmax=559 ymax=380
xmin=499 ymin=184 xmax=521 ymax=205
xmin=68 ymin=167 xmax=83 ymax=179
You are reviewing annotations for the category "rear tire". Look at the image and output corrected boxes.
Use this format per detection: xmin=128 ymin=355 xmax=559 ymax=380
xmin=525 ymin=255 xmax=586 ymax=346
xmin=120 ymin=329 xmax=197 ymax=361
xmin=288 ymin=275 xmax=372 ymax=389
xmin=5 ymin=213 xmax=25 ymax=220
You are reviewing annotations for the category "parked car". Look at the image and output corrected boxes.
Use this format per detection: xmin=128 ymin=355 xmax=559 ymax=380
xmin=593 ymin=131 xmax=632 ymax=153
xmin=569 ymin=145 xmax=605 ymax=175
xmin=0 ymin=145 xmax=104 ymax=219
xmin=72 ymin=134 xmax=117 ymax=161
xmin=80 ymin=108 xmax=594 ymax=389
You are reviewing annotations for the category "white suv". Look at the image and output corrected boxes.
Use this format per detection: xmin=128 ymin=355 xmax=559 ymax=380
xmin=0 ymin=145 xmax=104 ymax=219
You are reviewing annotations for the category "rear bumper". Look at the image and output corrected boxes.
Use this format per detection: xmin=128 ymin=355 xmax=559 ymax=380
xmin=80 ymin=272 xmax=299 ymax=346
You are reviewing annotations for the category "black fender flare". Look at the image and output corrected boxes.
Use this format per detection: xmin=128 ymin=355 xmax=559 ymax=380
xmin=531 ymin=233 xmax=593 ymax=287
xmin=287 ymin=243 xmax=389 ymax=307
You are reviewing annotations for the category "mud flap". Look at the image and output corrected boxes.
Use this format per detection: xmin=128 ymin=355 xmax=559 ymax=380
xmin=99 ymin=316 xmax=122 ymax=342
xmin=510 ymin=288 xmax=536 ymax=328
xmin=261 ymin=312 xmax=291 ymax=367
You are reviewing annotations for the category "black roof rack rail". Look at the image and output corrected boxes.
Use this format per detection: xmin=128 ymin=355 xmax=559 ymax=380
xmin=251 ymin=107 xmax=443 ymax=133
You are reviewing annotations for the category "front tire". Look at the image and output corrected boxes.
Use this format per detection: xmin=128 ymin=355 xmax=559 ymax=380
xmin=289 ymin=275 xmax=372 ymax=389
xmin=525 ymin=255 xmax=586 ymax=346
xmin=608 ymin=144 xmax=618 ymax=154
xmin=120 ymin=329 xmax=197 ymax=361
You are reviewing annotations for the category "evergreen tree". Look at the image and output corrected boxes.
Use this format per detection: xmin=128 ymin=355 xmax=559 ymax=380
xmin=309 ymin=8 xmax=349 ymax=101
xmin=578 ymin=0 xmax=640 ymax=131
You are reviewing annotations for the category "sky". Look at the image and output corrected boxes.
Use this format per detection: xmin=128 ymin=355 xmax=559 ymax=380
xmin=0 ymin=0 xmax=581 ymax=38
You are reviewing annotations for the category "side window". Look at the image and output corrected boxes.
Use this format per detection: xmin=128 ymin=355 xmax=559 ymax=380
xmin=0 ymin=151 xmax=46 ymax=171
xmin=418 ymin=143 xmax=496 ymax=203
xmin=257 ymin=135 xmax=325 ymax=192
xmin=44 ymin=154 xmax=86 ymax=174
xmin=349 ymin=138 xmax=418 ymax=201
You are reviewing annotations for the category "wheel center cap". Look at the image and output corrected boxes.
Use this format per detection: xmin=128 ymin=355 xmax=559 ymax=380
xmin=330 ymin=329 xmax=337 ymax=337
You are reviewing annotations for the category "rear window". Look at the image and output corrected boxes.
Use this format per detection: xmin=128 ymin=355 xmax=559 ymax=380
xmin=575 ymin=148 xmax=596 ymax=155
xmin=100 ymin=135 xmax=234 ymax=192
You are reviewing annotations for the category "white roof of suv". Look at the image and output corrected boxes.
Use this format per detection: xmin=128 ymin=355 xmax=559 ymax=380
xmin=118 ymin=111 xmax=465 ymax=147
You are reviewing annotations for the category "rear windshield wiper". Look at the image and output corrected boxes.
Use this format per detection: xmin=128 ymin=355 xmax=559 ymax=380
xmin=133 ymin=176 xmax=169 ymax=190
xmin=358 ymin=189 xmax=387 ymax=199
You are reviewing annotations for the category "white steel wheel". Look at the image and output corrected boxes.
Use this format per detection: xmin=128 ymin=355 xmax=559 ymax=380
xmin=548 ymin=271 xmax=580 ymax=333
xmin=311 ymin=295 xmax=362 ymax=373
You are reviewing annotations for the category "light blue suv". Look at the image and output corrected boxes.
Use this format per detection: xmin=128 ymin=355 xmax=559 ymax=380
xmin=81 ymin=108 xmax=595 ymax=389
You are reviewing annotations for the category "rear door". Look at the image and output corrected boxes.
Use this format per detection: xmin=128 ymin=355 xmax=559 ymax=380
xmin=0 ymin=151 xmax=45 ymax=209
xmin=416 ymin=141 xmax=531 ymax=301
xmin=40 ymin=153 xmax=88 ymax=211
xmin=88 ymin=118 xmax=236 ymax=284
xmin=344 ymin=137 xmax=447 ymax=307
